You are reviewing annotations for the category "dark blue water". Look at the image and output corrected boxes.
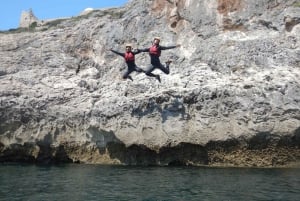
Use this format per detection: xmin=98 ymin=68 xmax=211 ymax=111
xmin=0 ymin=164 xmax=299 ymax=201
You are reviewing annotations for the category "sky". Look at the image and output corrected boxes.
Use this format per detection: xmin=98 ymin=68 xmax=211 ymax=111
xmin=0 ymin=0 xmax=129 ymax=31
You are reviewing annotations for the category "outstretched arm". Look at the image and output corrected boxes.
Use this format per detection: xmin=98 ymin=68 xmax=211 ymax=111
xmin=137 ymin=48 xmax=150 ymax=53
xmin=110 ymin=49 xmax=125 ymax=57
xmin=160 ymin=45 xmax=180 ymax=50
xmin=132 ymin=49 xmax=143 ymax=55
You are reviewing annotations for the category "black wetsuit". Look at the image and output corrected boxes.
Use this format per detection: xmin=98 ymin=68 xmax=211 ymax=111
xmin=110 ymin=49 xmax=145 ymax=80
xmin=139 ymin=45 xmax=177 ymax=77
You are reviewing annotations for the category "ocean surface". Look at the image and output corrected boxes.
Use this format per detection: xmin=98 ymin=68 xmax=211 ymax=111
xmin=0 ymin=164 xmax=299 ymax=201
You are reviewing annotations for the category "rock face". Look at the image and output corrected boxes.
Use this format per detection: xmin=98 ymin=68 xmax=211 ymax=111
xmin=0 ymin=0 xmax=300 ymax=167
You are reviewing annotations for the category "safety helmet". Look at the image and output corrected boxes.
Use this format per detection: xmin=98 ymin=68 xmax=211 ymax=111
xmin=125 ymin=43 xmax=132 ymax=48
xmin=153 ymin=37 xmax=161 ymax=41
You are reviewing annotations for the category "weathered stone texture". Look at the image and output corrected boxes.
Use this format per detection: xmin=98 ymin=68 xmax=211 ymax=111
xmin=0 ymin=0 xmax=299 ymax=166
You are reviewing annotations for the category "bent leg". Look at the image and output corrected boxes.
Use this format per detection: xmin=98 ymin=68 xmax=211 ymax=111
xmin=144 ymin=64 xmax=161 ymax=82
xmin=158 ymin=63 xmax=170 ymax=74
xmin=122 ymin=68 xmax=134 ymax=81
xmin=145 ymin=65 xmax=157 ymax=77
xmin=134 ymin=66 xmax=145 ymax=73
xmin=145 ymin=65 xmax=161 ymax=82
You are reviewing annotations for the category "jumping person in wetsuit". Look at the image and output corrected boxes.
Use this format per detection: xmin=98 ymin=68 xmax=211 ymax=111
xmin=110 ymin=44 xmax=145 ymax=81
xmin=139 ymin=37 xmax=180 ymax=82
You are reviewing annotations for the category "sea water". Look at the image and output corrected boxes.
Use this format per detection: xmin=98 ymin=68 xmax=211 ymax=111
xmin=0 ymin=164 xmax=299 ymax=201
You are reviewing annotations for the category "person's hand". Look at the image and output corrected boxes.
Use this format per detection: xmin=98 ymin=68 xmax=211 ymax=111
xmin=176 ymin=44 xmax=181 ymax=48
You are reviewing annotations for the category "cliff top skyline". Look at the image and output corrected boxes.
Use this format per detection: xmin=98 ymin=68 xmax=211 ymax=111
xmin=0 ymin=0 xmax=128 ymax=31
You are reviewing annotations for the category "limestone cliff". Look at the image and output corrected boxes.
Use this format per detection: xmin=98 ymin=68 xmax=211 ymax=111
xmin=0 ymin=0 xmax=300 ymax=167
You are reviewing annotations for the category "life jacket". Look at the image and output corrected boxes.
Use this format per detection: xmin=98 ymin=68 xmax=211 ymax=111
xmin=124 ymin=52 xmax=135 ymax=62
xmin=149 ymin=45 xmax=161 ymax=57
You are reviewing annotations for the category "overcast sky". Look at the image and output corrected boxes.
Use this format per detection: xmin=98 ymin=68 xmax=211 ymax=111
xmin=0 ymin=0 xmax=128 ymax=31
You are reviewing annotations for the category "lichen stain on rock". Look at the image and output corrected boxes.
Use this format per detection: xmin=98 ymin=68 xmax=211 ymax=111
xmin=222 ymin=17 xmax=247 ymax=31
xmin=206 ymin=132 xmax=300 ymax=167
xmin=208 ymin=147 xmax=300 ymax=167
xmin=151 ymin=0 xmax=169 ymax=13
xmin=285 ymin=16 xmax=300 ymax=32
xmin=151 ymin=0 xmax=186 ymax=31
xmin=217 ymin=0 xmax=247 ymax=31
xmin=1 ymin=133 xmax=299 ymax=167
xmin=217 ymin=0 xmax=243 ymax=15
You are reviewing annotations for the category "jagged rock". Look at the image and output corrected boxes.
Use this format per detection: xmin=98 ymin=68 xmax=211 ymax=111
xmin=0 ymin=0 xmax=299 ymax=166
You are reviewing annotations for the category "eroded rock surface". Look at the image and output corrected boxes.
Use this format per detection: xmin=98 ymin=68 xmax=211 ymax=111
xmin=0 ymin=0 xmax=299 ymax=166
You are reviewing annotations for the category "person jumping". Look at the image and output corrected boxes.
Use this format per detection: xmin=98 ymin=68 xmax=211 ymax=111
xmin=139 ymin=37 xmax=180 ymax=82
xmin=110 ymin=44 xmax=146 ymax=81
